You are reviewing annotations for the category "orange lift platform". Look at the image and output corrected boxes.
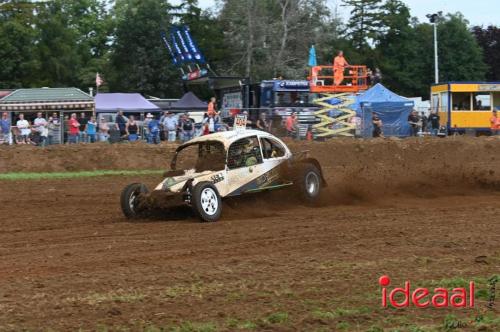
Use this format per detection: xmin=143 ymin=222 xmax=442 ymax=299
xmin=308 ymin=65 xmax=369 ymax=137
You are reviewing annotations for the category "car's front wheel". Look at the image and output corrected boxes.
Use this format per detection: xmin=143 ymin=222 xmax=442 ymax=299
xmin=121 ymin=183 xmax=149 ymax=219
xmin=191 ymin=182 xmax=222 ymax=222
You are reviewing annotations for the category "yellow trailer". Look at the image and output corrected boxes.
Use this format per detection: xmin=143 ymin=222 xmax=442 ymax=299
xmin=431 ymin=82 xmax=500 ymax=134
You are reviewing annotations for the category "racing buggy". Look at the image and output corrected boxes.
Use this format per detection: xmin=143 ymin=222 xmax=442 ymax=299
xmin=121 ymin=130 xmax=326 ymax=222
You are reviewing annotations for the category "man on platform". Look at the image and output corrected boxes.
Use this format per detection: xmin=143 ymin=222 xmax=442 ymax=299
xmin=333 ymin=51 xmax=350 ymax=86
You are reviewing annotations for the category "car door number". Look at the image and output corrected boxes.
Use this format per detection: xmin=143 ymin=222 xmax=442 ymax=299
xmin=211 ymin=173 xmax=225 ymax=184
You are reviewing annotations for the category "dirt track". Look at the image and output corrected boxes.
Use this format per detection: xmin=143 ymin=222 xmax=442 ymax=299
xmin=0 ymin=138 xmax=499 ymax=331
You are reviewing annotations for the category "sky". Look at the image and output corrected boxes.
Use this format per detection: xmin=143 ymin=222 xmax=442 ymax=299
xmin=171 ymin=0 xmax=500 ymax=27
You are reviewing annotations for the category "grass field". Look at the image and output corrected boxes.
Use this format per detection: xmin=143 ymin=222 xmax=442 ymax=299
xmin=0 ymin=169 xmax=163 ymax=181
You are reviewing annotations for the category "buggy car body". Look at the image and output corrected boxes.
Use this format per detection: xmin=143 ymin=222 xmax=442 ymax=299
xmin=121 ymin=129 xmax=326 ymax=222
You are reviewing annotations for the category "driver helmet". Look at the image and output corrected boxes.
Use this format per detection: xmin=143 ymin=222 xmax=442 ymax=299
xmin=242 ymin=138 xmax=254 ymax=153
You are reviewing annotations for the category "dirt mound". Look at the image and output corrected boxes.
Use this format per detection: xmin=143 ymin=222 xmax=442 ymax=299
xmin=290 ymin=136 xmax=500 ymax=200
xmin=2 ymin=137 xmax=500 ymax=202
xmin=0 ymin=142 xmax=177 ymax=172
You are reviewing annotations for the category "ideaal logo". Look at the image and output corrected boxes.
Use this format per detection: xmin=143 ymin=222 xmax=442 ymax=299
xmin=379 ymin=275 xmax=475 ymax=308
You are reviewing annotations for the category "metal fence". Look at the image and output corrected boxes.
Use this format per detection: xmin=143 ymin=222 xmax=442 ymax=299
xmin=2 ymin=106 xmax=453 ymax=146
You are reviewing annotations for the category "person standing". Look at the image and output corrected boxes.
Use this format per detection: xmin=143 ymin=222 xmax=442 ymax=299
xmin=207 ymin=97 xmax=217 ymax=117
xmin=47 ymin=113 xmax=60 ymax=145
xmin=47 ymin=116 xmax=57 ymax=145
xmin=78 ymin=112 xmax=88 ymax=143
xmin=33 ymin=112 xmax=48 ymax=146
xmin=428 ymin=110 xmax=440 ymax=136
xmin=366 ymin=68 xmax=373 ymax=86
xmin=63 ymin=115 xmax=70 ymax=143
xmin=98 ymin=116 xmax=110 ymax=142
xmin=333 ymin=51 xmax=349 ymax=86
xmin=162 ymin=112 xmax=178 ymax=142
xmin=0 ymin=112 xmax=11 ymax=145
xmin=372 ymin=113 xmax=383 ymax=138
xmin=159 ymin=111 xmax=168 ymax=141
xmin=68 ymin=113 xmax=80 ymax=144
xmin=16 ymin=113 xmax=30 ymax=144
xmin=126 ymin=115 xmax=139 ymax=142
xmin=180 ymin=113 xmax=195 ymax=142
xmin=203 ymin=113 xmax=216 ymax=135
xmin=408 ymin=110 xmax=421 ymax=137
xmin=420 ymin=112 xmax=428 ymax=133
xmin=86 ymin=116 xmax=97 ymax=143
xmin=148 ymin=114 xmax=161 ymax=144
xmin=144 ymin=113 xmax=153 ymax=143
xmin=115 ymin=110 xmax=128 ymax=137
xmin=490 ymin=110 xmax=500 ymax=135
xmin=286 ymin=112 xmax=298 ymax=138
xmin=256 ymin=112 xmax=271 ymax=132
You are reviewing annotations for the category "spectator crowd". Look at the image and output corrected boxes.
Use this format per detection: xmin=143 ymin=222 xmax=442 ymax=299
xmin=0 ymin=97 xmax=239 ymax=146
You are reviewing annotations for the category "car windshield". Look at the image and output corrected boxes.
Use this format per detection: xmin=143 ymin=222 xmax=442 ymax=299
xmin=173 ymin=141 xmax=226 ymax=172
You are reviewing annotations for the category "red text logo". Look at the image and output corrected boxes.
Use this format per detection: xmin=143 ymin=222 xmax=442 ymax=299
xmin=379 ymin=275 xmax=475 ymax=308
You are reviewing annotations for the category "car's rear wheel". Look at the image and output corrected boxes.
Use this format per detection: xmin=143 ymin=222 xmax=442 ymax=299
xmin=295 ymin=163 xmax=322 ymax=203
xmin=121 ymin=183 xmax=148 ymax=218
xmin=191 ymin=182 xmax=222 ymax=222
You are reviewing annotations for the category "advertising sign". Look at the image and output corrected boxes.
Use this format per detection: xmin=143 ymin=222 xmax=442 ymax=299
xmin=181 ymin=26 xmax=206 ymax=64
xmin=222 ymin=92 xmax=243 ymax=111
xmin=160 ymin=31 xmax=179 ymax=66
xmin=174 ymin=27 xmax=193 ymax=62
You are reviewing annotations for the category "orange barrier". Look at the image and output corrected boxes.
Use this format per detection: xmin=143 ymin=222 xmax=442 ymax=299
xmin=309 ymin=65 xmax=369 ymax=93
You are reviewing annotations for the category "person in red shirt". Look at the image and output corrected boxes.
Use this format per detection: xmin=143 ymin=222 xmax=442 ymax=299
xmin=286 ymin=112 xmax=298 ymax=138
xmin=490 ymin=110 xmax=500 ymax=135
xmin=68 ymin=113 xmax=80 ymax=144
xmin=333 ymin=51 xmax=350 ymax=86
xmin=207 ymin=97 xmax=217 ymax=117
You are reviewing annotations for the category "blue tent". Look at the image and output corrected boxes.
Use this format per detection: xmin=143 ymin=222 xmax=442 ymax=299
xmin=352 ymin=84 xmax=415 ymax=137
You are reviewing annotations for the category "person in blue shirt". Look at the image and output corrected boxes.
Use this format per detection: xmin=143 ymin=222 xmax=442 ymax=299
xmin=86 ymin=116 xmax=97 ymax=143
xmin=148 ymin=114 xmax=160 ymax=144
xmin=0 ymin=112 xmax=11 ymax=144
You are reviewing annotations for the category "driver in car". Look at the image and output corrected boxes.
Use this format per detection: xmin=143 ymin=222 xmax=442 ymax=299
xmin=234 ymin=138 xmax=258 ymax=167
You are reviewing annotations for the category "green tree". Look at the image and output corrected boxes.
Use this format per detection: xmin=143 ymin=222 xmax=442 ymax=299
xmin=34 ymin=0 xmax=83 ymax=87
xmin=375 ymin=9 xmax=487 ymax=97
xmin=375 ymin=0 xmax=426 ymax=96
xmin=0 ymin=1 xmax=39 ymax=88
xmin=341 ymin=0 xmax=382 ymax=50
xmin=473 ymin=25 xmax=500 ymax=81
xmin=108 ymin=0 xmax=181 ymax=97
xmin=65 ymin=0 xmax=112 ymax=89
xmin=217 ymin=0 xmax=332 ymax=80
xmin=437 ymin=13 xmax=487 ymax=83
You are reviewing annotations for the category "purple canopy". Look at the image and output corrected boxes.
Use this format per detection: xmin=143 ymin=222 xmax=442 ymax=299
xmin=95 ymin=93 xmax=160 ymax=113
xmin=170 ymin=91 xmax=207 ymax=110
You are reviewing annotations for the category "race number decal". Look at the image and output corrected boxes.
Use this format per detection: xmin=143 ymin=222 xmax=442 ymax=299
xmin=234 ymin=114 xmax=247 ymax=132
xmin=211 ymin=173 xmax=225 ymax=184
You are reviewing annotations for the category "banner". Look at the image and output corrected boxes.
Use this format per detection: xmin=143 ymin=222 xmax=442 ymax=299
xmin=160 ymin=31 xmax=179 ymax=66
xmin=181 ymin=26 xmax=206 ymax=64
xmin=170 ymin=30 xmax=185 ymax=63
xmin=182 ymin=68 xmax=208 ymax=81
xmin=173 ymin=27 xmax=193 ymax=62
